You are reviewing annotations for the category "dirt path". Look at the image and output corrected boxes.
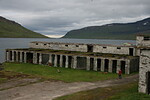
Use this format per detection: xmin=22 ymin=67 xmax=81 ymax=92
xmin=0 ymin=74 xmax=138 ymax=100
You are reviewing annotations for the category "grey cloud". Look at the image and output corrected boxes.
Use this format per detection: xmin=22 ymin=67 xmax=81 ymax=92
xmin=0 ymin=0 xmax=150 ymax=36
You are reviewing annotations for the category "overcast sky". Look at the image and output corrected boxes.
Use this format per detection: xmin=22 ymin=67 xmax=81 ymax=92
xmin=0 ymin=0 xmax=150 ymax=38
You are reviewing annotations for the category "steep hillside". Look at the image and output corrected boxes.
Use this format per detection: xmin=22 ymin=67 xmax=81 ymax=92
xmin=63 ymin=17 xmax=150 ymax=40
xmin=0 ymin=16 xmax=48 ymax=38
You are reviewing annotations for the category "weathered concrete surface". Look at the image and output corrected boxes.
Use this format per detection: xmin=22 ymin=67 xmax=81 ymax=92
xmin=139 ymin=49 xmax=150 ymax=93
xmin=0 ymin=74 xmax=138 ymax=100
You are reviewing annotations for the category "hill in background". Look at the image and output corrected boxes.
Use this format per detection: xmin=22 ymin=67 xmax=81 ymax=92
xmin=63 ymin=17 xmax=150 ymax=40
xmin=0 ymin=16 xmax=48 ymax=38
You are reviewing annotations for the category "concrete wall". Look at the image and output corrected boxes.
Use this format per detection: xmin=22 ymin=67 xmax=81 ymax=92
xmin=93 ymin=45 xmax=136 ymax=56
xmin=29 ymin=42 xmax=88 ymax=52
xmin=139 ymin=49 xmax=150 ymax=94
xmin=137 ymin=35 xmax=150 ymax=47
xmin=30 ymin=42 xmax=137 ymax=56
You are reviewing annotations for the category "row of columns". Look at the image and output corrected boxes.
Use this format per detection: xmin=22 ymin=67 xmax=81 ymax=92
xmin=86 ymin=57 xmax=130 ymax=74
xmin=6 ymin=50 xmax=130 ymax=74
xmin=47 ymin=54 xmax=77 ymax=69
xmin=6 ymin=51 xmax=27 ymax=63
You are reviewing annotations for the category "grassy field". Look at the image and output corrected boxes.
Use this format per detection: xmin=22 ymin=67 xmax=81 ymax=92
xmin=0 ymin=16 xmax=48 ymax=38
xmin=54 ymin=82 xmax=150 ymax=100
xmin=3 ymin=62 xmax=121 ymax=82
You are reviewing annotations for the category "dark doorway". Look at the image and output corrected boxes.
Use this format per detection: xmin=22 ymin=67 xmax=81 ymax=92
xmin=18 ymin=52 xmax=20 ymax=62
xmin=14 ymin=51 xmax=16 ymax=61
xmin=97 ymin=59 xmax=101 ymax=71
xmin=57 ymin=55 xmax=60 ymax=67
xmin=129 ymin=48 xmax=134 ymax=56
xmin=26 ymin=53 xmax=33 ymax=63
xmin=62 ymin=56 xmax=66 ymax=67
xmin=22 ymin=52 xmax=24 ymax=62
xmin=147 ymin=72 xmax=150 ymax=94
xmin=77 ymin=57 xmax=86 ymax=69
xmin=52 ymin=54 xmax=55 ymax=66
xmin=87 ymin=45 xmax=93 ymax=52
xmin=112 ymin=60 xmax=117 ymax=73
xmin=90 ymin=58 xmax=94 ymax=70
xmin=68 ymin=56 xmax=72 ymax=68
xmin=37 ymin=53 xmax=40 ymax=64
xmin=121 ymin=61 xmax=126 ymax=74
xmin=10 ymin=51 xmax=12 ymax=61
xmin=104 ymin=59 xmax=109 ymax=72
xmin=42 ymin=54 xmax=49 ymax=65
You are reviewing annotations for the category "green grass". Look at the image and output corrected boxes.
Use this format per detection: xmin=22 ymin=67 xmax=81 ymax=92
xmin=54 ymin=82 xmax=150 ymax=100
xmin=3 ymin=62 xmax=120 ymax=82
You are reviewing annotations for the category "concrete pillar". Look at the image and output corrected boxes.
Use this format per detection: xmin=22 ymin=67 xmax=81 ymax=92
xmin=24 ymin=52 xmax=27 ymax=63
xmin=65 ymin=56 xmax=69 ymax=68
xmin=15 ymin=51 xmax=18 ymax=62
xmin=39 ymin=53 xmax=42 ymax=64
xmin=101 ymin=59 xmax=105 ymax=72
xmin=125 ymin=60 xmax=130 ymax=74
xmin=93 ymin=57 xmax=97 ymax=71
xmin=108 ymin=59 xmax=113 ymax=73
xmin=73 ymin=56 xmax=77 ymax=69
xmin=33 ymin=53 xmax=37 ymax=64
xmin=12 ymin=51 xmax=15 ymax=62
xmin=86 ymin=57 xmax=90 ymax=71
xmin=54 ymin=54 xmax=57 ymax=67
xmin=49 ymin=54 xmax=52 ymax=64
xmin=116 ymin=60 xmax=121 ymax=73
xmin=20 ymin=52 xmax=23 ymax=62
xmin=6 ymin=51 xmax=9 ymax=62
xmin=60 ymin=55 xmax=63 ymax=67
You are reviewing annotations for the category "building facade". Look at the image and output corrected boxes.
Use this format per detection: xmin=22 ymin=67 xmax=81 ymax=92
xmin=6 ymin=48 xmax=139 ymax=74
xmin=30 ymin=41 xmax=137 ymax=56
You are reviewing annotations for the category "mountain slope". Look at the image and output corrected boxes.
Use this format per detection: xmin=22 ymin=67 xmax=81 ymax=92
xmin=63 ymin=17 xmax=150 ymax=40
xmin=0 ymin=16 xmax=48 ymax=38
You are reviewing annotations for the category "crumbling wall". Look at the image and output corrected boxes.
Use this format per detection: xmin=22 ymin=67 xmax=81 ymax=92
xmin=93 ymin=45 xmax=136 ymax=56
xmin=29 ymin=42 xmax=88 ymax=52
xmin=139 ymin=49 xmax=150 ymax=94
xmin=137 ymin=35 xmax=150 ymax=47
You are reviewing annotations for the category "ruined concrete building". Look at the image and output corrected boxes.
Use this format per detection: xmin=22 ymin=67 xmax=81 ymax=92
xmin=5 ymin=37 xmax=141 ymax=75
xmin=138 ymin=35 xmax=150 ymax=94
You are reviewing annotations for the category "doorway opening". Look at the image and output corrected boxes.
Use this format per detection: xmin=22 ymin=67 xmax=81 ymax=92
xmin=87 ymin=45 xmax=93 ymax=52
xmin=90 ymin=58 xmax=94 ymax=70
xmin=147 ymin=72 xmax=150 ymax=94
xmin=42 ymin=54 xmax=49 ymax=65
xmin=68 ymin=56 xmax=72 ymax=68
xmin=57 ymin=55 xmax=60 ymax=67
xmin=26 ymin=53 xmax=33 ymax=63
xmin=129 ymin=48 xmax=134 ymax=56
xmin=77 ymin=57 xmax=86 ymax=69
xmin=10 ymin=51 xmax=12 ymax=61
xmin=121 ymin=61 xmax=126 ymax=74
xmin=104 ymin=59 xmax=109 ymax=72
xmin=97 ymin=59 xmax=101 ymax=71
xmin=62 ymin=56 xmax=66 ymax=67
xmin=112 ymin=60 xmax=117 ymax=73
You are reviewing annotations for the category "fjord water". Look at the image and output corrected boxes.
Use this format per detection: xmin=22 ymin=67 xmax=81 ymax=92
xmin=0 ymin=38 xmax=136 ymax=63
